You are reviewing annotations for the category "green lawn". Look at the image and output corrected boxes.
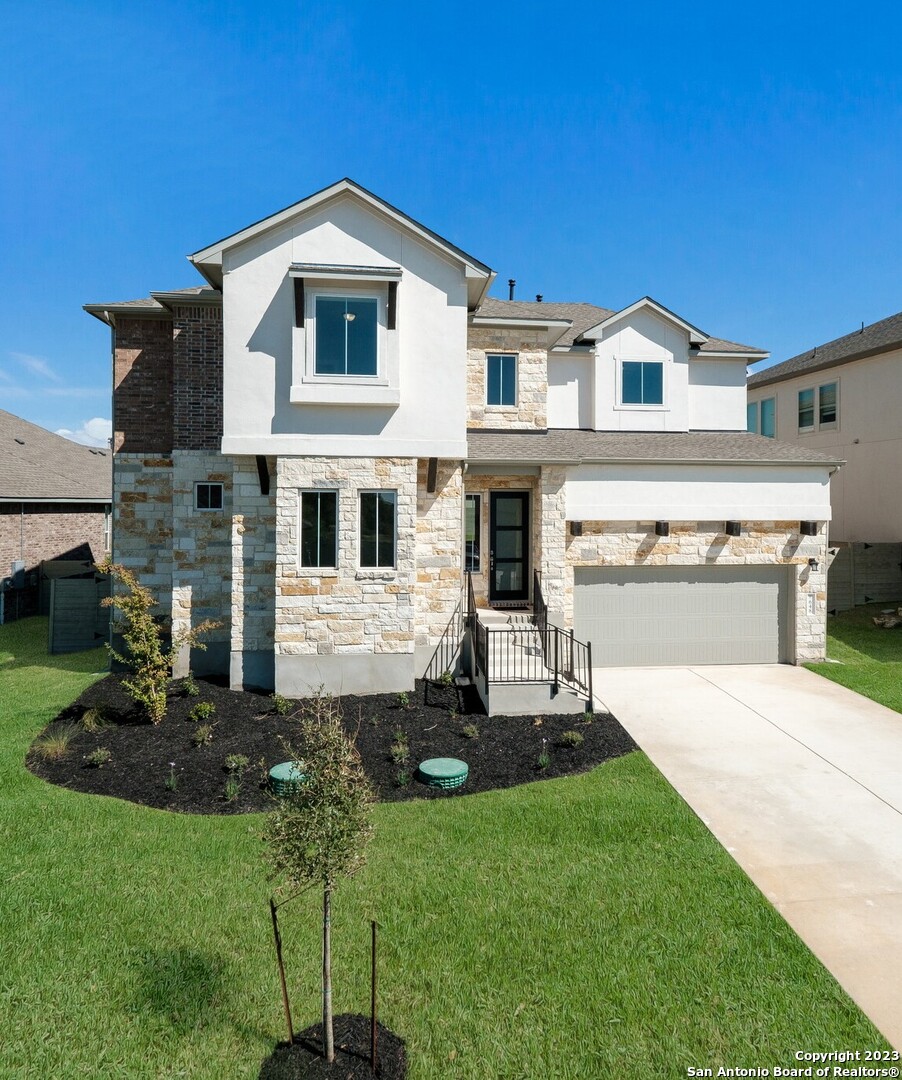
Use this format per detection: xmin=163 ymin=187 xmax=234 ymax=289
xmin=805 ymin=602 xmax=902 ymax=712
xmin=0 ymin=617 xmax=887 ymax=1078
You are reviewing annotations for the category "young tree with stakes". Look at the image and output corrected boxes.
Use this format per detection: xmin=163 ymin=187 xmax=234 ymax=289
xmin=263 ymin=695 xmax=374 ymax=1063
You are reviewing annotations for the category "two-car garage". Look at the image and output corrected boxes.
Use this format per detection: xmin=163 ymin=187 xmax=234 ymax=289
xmin=573 ymin=565 xmax=792 ymax=666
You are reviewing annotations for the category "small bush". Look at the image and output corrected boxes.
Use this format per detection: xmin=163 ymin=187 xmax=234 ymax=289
xmin=182 ymin=673 xmax=200 ymax=697
xmin=189 ymin=701 xmax=215 ymax=723
xmin=271 ymin=693 xmax=292 ymax=716
xmin=560 ymin=730 xmax=584 ymax=748
xmin=224 ymin=753 xmax=250 ymax=773
xmin=461 ymin=723 xmax=479 ymax=739
xmin=192 ymin=724 xmax=215 ymax=747
xmin=396 ymin=691 xmax=411 ymax=710
xmin=85 ymin=747 xmax=111 ymax=768
xmin=389 ymin=730 xmax=409 ymax=765
xmin=165 ymin=763 xmax=178 ymax=791
xmin=80 ymin=707 xmax=110 ymax=733
xmin=438 ymin=670 xmax=454 ymax=688
xmin=536 ymin=751 xmax=551 ymax=771
xmin=224 ymin=775 xmax=241 ymax=802
xmin=33 ymin=724 xmax=79 ymax=762
xmin=395 ymin=769 xmax=411 ymax=788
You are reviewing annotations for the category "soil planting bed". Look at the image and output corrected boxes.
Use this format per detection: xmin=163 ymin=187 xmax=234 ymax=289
xmin=259 ymin=1015 xmax=406 ymax=1080
xmin=27 ymin=675 xmax=636 ymax=814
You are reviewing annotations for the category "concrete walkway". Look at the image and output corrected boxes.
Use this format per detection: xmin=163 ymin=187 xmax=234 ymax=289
xmin=594 ymin=664 xmax=902 ymax=1049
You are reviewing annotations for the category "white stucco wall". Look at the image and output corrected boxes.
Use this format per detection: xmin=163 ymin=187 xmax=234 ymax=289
xmin=689 ymin=358 xmax=748 ymax=430
xmin=748 ymin=349 xmax=902 ymax=541
xmin=220 ymin=196 xmax=470 ymax=458
xmin=565 ymin=463 xmax=833 ymax=521
xmin=547 ymin=354 xmax=593 ymax=428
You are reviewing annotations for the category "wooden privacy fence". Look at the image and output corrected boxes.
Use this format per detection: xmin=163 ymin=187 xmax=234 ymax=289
xmin=48 ymin=572 xmax=111 ymax=654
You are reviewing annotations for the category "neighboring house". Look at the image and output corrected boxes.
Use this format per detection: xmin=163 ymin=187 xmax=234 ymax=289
xmin=748 ymin=311 xmax=902 ymax=611
xmin=0 ymin=409 xmax=112 ymax=610
xmin=85 ymin=178 xmax=838 ymax=706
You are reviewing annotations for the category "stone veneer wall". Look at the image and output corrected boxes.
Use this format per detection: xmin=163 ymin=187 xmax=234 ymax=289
xmin=113 ymin=454 xmax=174 ymax=612
xmin=415 ymin=460 xmax=463 ymax=661
xmin=466 ymin=327 xmax=547 ymax=430
xmin=168 ymin=451 xmax=233 ymax=674
xmin=562 ymin=520 xmax=829 ymax=662
xmin=462 ymin=474 xmax=541 ymax=608
xmin=274 ymin=457 xmax=417 ymax=694
xmin=230 ymin=456 xmax=277 ymax=688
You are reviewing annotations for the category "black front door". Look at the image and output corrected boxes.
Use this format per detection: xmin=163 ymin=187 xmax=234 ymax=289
xmin=489 ymin=492 xmax=529 ymax=603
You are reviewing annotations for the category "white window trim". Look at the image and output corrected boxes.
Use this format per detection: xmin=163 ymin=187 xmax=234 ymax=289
xmin=358 ymin=489 xmax=398 ymax=570
xmin=614 ymin=357 xmax=668 ymax=411
xmin=290 ymin=280 xmax=400 ymax=406
xmin=194 ymin=482 xmax=224 ymax=511
xmin=485 ymin=353 xmax=519 ymax=408
xmin=298 ymin=489 xmax=339 ymax=571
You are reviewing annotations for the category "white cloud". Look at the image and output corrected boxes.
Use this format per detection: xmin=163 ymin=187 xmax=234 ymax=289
xmin=10 ymin=351 xmax=63 ymax=383
xmin=56 ymin=417 xmax=112 ymax=448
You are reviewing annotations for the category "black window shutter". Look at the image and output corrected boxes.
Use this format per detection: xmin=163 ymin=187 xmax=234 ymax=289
xmin=387 ymin=281 xmax=397 ymax=330
xmin=294 ymin=278 xmax=305 ymax=327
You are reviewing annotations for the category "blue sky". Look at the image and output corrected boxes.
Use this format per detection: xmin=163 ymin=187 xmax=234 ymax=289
xmin=2 ymin=1 xmax=901 ymax=443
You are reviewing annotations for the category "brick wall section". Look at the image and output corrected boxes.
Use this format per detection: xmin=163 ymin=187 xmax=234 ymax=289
xmin=172 ymin=304 xmax=224 ymax=451
xmin=564 ymin=521 xmax=828 ymax=661
xmin=0 ymin=503 xmax=109 ymax=576
xmin=230 ymin=456 xmax=277 ymax=655
xmin=113 ymin=318 xmax=174 ymax=453
xmin=415 ymin=460 xmax=463 ymax=651
xmin=275 ymin=457 xmax=417 ymax=656
xmin=467 ymin=326 xmax=548 ymax=430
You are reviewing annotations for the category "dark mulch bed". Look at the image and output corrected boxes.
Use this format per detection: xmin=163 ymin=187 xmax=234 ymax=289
xmin=27 ymin=675 xmax=636 ymax=814
xmin=259 ymin=1015 xmax=406 ymax=1080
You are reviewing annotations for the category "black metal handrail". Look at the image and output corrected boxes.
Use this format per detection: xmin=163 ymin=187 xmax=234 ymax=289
xmin=532 ymin=569 xmax=547 ymax=633
xmin=424 ymin=592 xmax=464 ymax=682
xmin=478 ymin=622 xmax=593 ymax=703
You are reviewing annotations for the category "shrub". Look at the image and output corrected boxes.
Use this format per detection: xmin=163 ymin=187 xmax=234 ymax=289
xmin=438 ymin=670 xmax=454 ymax=688
xmin=85 ymin=747 xmax=111 ymax=768
xmin=461 ymin=723 xmax=479 ymax=739
xmin=395 ymin=769 xmax=411 ymax=788
xmin=33 ymin=724 xmax=79 ymax=762
xmin=224 ymin=753 xmax=249 ymax=773
xmin=165 ymin=763 xmax=178 ymax=791
xmin=389 ymin=730 xmax=409 ymax=765
xmin=560 ymin=730 xmax=584 ymax=748
xmin=270 ymin=693 xmax=292 ymax=716
xmin=191 ymin=724 xmax=214 ymax=747
xmin=189 ymin=701 xmax=215 ymax=723
xmin=80 ymin=707 xmax=110 ymax=733
xmin=182 ymin=673 xmax=200 ymax=697
xmin=98 ymin=560 xmax=220 ymax=724
xmin=224 ymin=775 xmax=241 ymax=802
xmin=536 ymin=751 xmax=551 ymax=771
xmin=396 ymin=691 xmax=411 ymax=710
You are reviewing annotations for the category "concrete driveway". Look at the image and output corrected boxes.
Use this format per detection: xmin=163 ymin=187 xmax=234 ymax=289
xmin=594 ymin=663 xmax=902 ymax=1049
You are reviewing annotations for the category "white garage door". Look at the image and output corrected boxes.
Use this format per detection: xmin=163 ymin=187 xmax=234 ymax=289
xmin=573 ymin=566 xmax=789 ymax=666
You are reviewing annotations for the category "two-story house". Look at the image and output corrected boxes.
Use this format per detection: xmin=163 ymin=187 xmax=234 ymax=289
xmin=747 ymin=311 xmax=902 ymax=611
xmin=86 ymin=179 xmax=838 ymax=707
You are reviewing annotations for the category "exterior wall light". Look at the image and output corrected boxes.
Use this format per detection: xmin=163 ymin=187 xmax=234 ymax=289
xmin=808 ymin=557 xmax=819 ymax=571
xmin=655 ymin=521 xmax=670 ymax=537
xmin=725 ymin=521 xmax=741 ymax=537
xmin=569 ymin=521 xmax=583 ymax=537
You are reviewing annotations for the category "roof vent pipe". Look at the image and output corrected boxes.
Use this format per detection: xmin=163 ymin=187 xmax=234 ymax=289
xmin=508 ymin=279 xmax=516 ymax=301
xmin=536 ymin=294 xmax=543 ymax=302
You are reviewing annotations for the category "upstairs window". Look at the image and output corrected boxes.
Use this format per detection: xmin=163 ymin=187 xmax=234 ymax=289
xmin=486 ymin=354 xmax=517 ymax=406
xmin=315 ymin=296 xmax=378 ymax=376
xmin=621 ymin=360 xmax=664 ymax=406
xmin=748 ymin=397 xmax=776 ymax=438
xmin=798 ymin=388 xmax=815 ymax=432
xmin=819 ymin=382 xmax=838 ymax=428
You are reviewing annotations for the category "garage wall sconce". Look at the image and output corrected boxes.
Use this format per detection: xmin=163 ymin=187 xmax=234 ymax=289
xmin=569 ymin=521 xmax=583 ymax=537
xmin=807 ymin=557 xmax=820 ymax=571
xmin=655 ymin=521 xmax=670 ymax=537
xmin=725 ymin=521 xmax=741 ymax=537
xmin=799 ymin=521 xmax=818 ymax=536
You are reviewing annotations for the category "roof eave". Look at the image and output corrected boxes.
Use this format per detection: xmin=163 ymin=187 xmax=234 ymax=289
xmin=579 ymin=296 xmax=710 ymax=346
xmin=749 ymin=340 xmax=902 ymax=389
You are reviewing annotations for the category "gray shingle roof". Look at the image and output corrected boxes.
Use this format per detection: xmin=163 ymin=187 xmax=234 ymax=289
xmin=84 ymin=287 xmax=221 ymax=322
xmin=466 ymin=428 xmax=842 ymax=466
xmin=474 ymin=298 xmax=765 ymax=354
xmin=748 ymin=310 xmax=902 ymax=389
xmin=0 ymin=411 xmax=112 ymax=501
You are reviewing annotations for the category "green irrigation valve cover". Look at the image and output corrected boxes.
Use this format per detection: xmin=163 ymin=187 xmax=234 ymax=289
xmin=269 ymin=761 xmax=307 ymax=797
xmin=417 ymin=757 xmax=469 ymax=790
